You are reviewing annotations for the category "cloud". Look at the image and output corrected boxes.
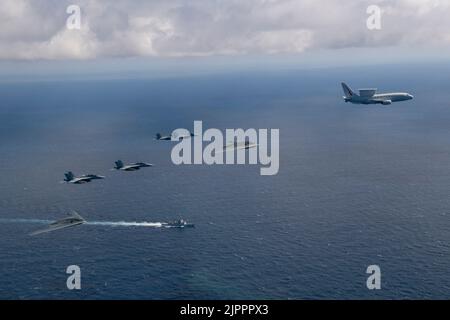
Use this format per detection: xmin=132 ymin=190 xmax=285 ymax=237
xmin=0 ymin=0 xmax=449 ymax=60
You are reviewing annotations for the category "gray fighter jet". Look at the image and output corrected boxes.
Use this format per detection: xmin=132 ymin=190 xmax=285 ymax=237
xmin=63 ymin=171 xmax=105 ymax=184
xmin=30 ymin=211 xmax=86 ymax=236
xmin=342 ymin=82 xmax=413 ymax=105
xmin=155 ymin=133 xmax=171 ymax=140
xmin=155 ymin=131 xmax=195 ymax=141
xmin=113 ymin=160 xmax=153 ymax=171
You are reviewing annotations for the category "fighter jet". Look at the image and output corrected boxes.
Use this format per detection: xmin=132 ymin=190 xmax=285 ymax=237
xmin=113 ymin=160 xmax=153 ymax=171
xmin=155 ymin=131 xmax=195 ymax=141
xmin=30 ymin=211 xmax=86 ymax=236
xmin=63 ymin=171 xmax=105 ymax=184
xmin=342 ymin=82 xmax=413 ymax=105
xmin=155 ymin=133 xmax=172 ymax=141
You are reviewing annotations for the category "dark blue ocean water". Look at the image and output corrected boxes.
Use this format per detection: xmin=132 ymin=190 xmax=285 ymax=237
xmin=1 ymin=64 xmax=450 ymax=299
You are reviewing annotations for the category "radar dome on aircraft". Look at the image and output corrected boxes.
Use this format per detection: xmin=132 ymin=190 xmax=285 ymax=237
xmin=358 ymin=88 xmax=377 ymax=97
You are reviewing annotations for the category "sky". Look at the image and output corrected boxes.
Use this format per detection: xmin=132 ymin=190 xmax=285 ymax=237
xmin=1 ymin=0 xmax=450 ymax=78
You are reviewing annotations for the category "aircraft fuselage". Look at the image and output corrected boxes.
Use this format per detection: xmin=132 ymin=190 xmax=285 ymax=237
xmin=344 ymin=92 xmax=413 ymax=105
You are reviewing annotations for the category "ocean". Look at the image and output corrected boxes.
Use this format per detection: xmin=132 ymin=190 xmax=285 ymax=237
xmin=1 ymin=63 xmax=450 ymax=299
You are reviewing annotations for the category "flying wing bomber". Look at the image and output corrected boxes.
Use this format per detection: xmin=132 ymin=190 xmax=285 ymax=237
xmin=30 ymin=211 xmax=86 ymax=236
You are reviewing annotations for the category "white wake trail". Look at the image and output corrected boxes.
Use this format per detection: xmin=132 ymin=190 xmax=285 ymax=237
xmin=0 ymin=218 xmax=51 ymax=224
xmin=0 ymin=218 xmax=163 ymax=228
xmin=87 ymin=221 xmax=163 ymax=227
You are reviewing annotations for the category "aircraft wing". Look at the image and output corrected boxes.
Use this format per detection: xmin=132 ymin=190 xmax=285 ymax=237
xmin=225 ymin=142 xmax=258 ymax=151
xmin=134 ymin=162 xmax=153 ymax=167
xmin=235 ymin=143 xmax=258 ymax=151
xmin=216 ymin=143 xmax=236 ymax=154
xmin=30 ymin=221 xmax=84 ymax=236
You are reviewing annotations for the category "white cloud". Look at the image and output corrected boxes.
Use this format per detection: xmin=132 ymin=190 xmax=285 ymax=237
xmin=0 ymin=0 xmax=449 ymax=60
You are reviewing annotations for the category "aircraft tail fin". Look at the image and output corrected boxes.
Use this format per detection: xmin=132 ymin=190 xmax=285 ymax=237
xmin=341 ymin=82 xmax=356 ymax=97
xmin=155 ymin=133 xmax=162 ymax=140
xmin=64 ymin=171 xmax=74 ymax=182
xmin=115 ymin=160 xmax=124 ymax=169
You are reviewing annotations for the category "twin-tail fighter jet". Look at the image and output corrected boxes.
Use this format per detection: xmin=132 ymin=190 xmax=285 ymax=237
xmin=155 ymin=131 xmax=195 ymax=141
xmin=113 ymin=160 xmax=153 ymax=171
xmin=63 ymin=171 xmax=105 ymax=184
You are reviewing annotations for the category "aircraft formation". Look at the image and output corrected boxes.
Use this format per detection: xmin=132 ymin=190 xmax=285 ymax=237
xmin=62 ymin=160 xmax=153 ymax=184
xmin=61 ymin=132 xmax=258 ymax=185
xmin=33 ymin=135 xmax=199 ymax=235
xmin=61 ymin=83 xmax=409 ymax=186
xmin=34 ymin=83 xmax=413 ymax=235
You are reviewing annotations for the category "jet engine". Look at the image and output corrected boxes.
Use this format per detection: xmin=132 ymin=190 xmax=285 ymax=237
xmin=381 ymin=100 xmax=392 ymax=105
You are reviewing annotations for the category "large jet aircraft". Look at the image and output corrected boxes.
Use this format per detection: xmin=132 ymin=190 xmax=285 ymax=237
xmin=342 ymin=82 xmax=413 ymax=105
xmin=63 ymin=171 xmax=105 ymax=184
xmin=113 ymin=160 xmax=153 ymax=171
